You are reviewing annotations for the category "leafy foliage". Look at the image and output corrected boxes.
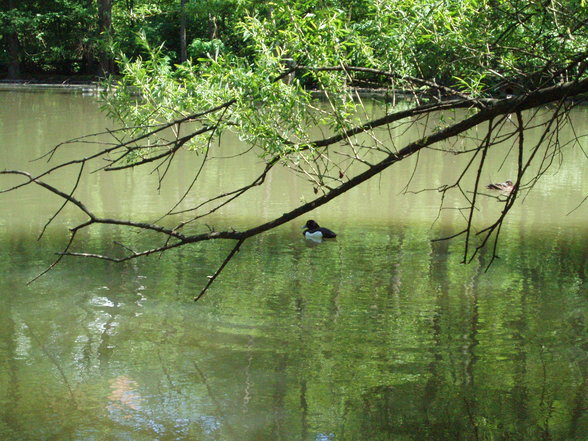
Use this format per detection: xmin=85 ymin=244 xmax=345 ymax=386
xmin=3 ymin=0 xmax=587 ymax=88
xmin=0 ymin=0 xmax=97 ymax=74
xmin=93 ymin=0 xmax=588 ymax=164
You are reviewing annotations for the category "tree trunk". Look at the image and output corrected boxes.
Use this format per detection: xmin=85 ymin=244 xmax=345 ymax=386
xmin=5 ymin=0 xmax=20 ymax=79
xmin=208 ymin=12 xmax=217 ymax=40
xmin=179 ymin=0 xmax=187 ymax=63
xmin=97 ymin=0 xmax=114 ymax=76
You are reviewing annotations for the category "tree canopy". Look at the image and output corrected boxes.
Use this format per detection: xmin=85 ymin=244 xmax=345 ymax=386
xmin=2 ymin=0 xmax=588 ymax=298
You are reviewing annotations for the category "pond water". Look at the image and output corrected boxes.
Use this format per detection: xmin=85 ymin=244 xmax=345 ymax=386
xmin=0 ymin=91 xmax=587 ymax=441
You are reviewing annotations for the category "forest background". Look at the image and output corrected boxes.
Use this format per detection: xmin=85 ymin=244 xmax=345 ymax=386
xmin=2 ymin=0 xmax=587 ymax=94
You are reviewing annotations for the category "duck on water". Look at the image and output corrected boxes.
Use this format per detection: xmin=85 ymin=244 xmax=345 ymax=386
xmin=302 ymin=220 xmax=337 ymax=241
xmin=486 ymin=179 xmax=514 ymax=193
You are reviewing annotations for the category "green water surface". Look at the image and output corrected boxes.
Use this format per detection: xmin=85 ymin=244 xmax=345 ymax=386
xmin=0 ymin=91 xmax=587 ymax=441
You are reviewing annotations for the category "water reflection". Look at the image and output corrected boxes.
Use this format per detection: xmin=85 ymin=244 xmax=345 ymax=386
xmin=1 ymin=226 xmax=588 ymax=440
xmin=108 ymin=375 xmax=142 ymax=413
xmin=7 ymin=225 xmax=587 ymax=440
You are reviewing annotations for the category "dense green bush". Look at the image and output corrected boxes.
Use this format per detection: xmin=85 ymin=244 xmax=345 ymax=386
xmin=2 ymin=0 xmax=587 ymax=89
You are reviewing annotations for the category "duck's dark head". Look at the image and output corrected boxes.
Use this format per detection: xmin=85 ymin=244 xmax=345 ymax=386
xmin=304 ymin=220 xmax=320 ymax=230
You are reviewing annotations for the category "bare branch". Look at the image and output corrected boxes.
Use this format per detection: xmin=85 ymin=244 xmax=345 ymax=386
xmin=194 ymin=238 xmax=245 ymax=301
xmin=302 ymin=65 xmax=478 ymax=102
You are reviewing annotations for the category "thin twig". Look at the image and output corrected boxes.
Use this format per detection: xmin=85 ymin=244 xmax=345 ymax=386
xmin=194 ymin=238 xmax=245 ymax=301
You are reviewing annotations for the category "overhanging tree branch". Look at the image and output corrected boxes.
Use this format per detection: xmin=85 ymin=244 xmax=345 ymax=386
xmin=2 ymin=76 xmax=586 ymax=298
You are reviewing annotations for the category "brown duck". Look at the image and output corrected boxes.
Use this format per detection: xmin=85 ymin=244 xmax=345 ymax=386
xmin=486 ymin=179 xmax=514 ymax=192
